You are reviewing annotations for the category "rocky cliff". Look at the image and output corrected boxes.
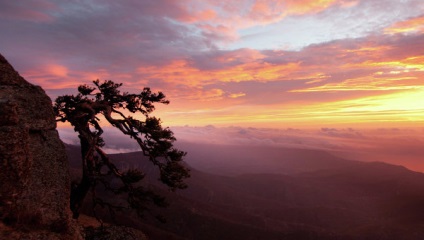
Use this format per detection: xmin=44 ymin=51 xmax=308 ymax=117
xmin=0 ymin=54 xmax=149 ymax=240
xmin=0 ymin=54 xmax=82 ymax=239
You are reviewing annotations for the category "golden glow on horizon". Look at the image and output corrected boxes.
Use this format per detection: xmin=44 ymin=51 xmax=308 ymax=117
xmin=157 ymin=88 xmax=424 ymax=128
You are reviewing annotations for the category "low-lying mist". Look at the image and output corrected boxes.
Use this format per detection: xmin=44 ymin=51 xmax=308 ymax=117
xmin=59 ymin=125 xmax=424 ymax=173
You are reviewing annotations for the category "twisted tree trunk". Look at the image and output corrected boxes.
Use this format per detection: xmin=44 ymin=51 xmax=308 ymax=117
xmin=70 ymin=133 xmax=93 ymax=219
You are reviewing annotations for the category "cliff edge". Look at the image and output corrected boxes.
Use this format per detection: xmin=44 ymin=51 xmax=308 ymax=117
xmin=0 ymin=53 xmax=82 ymax=239
xmin=0 ymin=54 xmax=148 ymax=240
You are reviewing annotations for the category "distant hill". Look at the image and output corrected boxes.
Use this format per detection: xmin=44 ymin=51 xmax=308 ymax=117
xmin=175 ymin=141 xmax=360 ymax=176
xmin=66 ymin=143 xmax=424 ymax=240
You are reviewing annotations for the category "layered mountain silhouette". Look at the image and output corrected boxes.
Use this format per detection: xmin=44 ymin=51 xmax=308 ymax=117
xmin=67 ymin=143 xmax=424 ymax=240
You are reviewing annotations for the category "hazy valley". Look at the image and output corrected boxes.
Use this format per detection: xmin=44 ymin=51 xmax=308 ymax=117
xmin=67 ymin=143 xmax=424 ymax=240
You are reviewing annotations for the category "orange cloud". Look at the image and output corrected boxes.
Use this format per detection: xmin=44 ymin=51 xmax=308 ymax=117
xmin=242 ymin=0 xmax=342 ymax=26
xmin=229 ymin=92 xmax=246 ymax=98
xmin=384 ymin=15 xmax=424 ymax=34
xmin=188 ymin=88 xmax=225 ymax=101
xmin=345 ymin=46 xmax=393 ymax=56
xmin=292 ymin=76 xmax=421 ymax=92
xmin=285 ymin=0 xmax=337 ymax=15
xmin=178 ymin=9 xmax=217 ymax=23
xmin=47 ymin=64 xmax=68 ymax=77
xmin=292 ymin=56 xmax=424 ymax=93
xmin=245 ymin=0 xmax=347 ymax=22
xmin=137 ymin=59 xmax=303 ymax=86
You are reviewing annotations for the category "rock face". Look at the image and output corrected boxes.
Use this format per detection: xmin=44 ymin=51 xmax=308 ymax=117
xmin=85 ymin=226 xmax=148 ymax=240
xmin=0 ymin=54 xmax=82 ymax=239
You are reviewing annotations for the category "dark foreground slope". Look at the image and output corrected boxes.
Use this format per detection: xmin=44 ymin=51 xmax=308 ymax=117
xmin=67 ymin=144 xmax=424 ymax=240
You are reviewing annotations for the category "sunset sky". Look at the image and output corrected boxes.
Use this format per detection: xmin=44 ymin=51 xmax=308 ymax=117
xmin=2 ymin=1 xmax=424 ymax=171
xmin=1 ymin=0 xmax=424 ymax=128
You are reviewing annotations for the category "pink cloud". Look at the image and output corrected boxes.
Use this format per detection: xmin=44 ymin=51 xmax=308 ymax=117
xmin=0 ymin=0 xmax=57 ymax=22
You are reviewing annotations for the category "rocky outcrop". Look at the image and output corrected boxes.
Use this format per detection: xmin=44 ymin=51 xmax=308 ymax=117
xmin=0 ymin=54 xmax=82 ymax=239
xmin=85 ymin=226 xmax=148 ymax=240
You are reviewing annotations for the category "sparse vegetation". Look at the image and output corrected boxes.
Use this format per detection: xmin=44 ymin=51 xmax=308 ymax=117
xmin=54 ymin=80 xmax=190 ymax=221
